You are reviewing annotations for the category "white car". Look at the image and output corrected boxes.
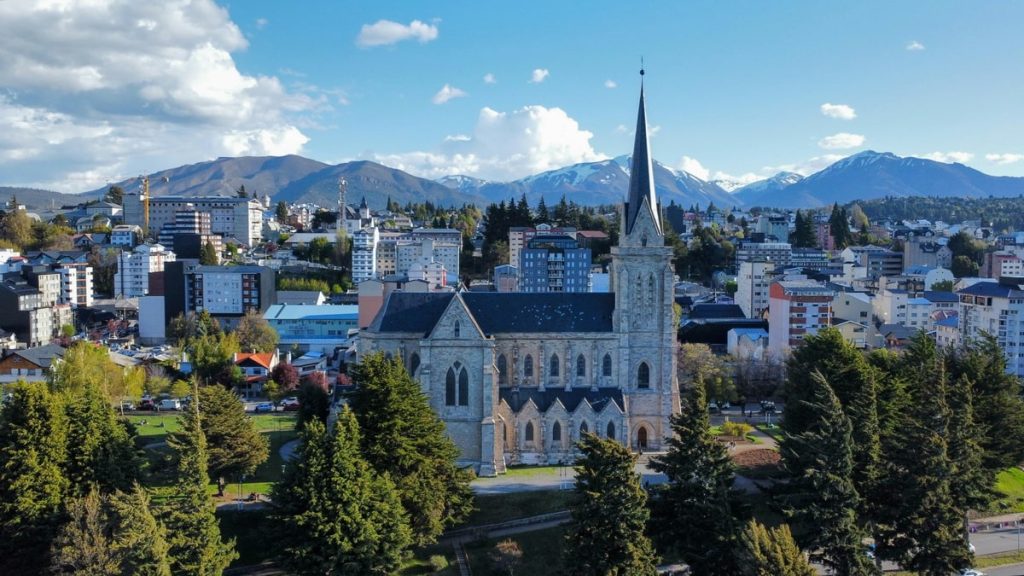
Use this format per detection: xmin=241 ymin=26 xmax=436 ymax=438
xmin=960 ymin=569 xmax=985 ymax=576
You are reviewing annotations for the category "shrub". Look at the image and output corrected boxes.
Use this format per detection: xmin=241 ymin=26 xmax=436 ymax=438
xmin=721 ymin=421 xmax=753 ymax=438
xmin=428 ymin=554 xmax=449 ymax=572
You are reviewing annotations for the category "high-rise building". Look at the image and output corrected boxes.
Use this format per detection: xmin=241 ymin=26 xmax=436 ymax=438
xmin=163 ymin=262 xmax=276 ymax=330
xmin=957 ymin=278 xmax=1024 ymax=377
xmin=352 ymin=227 xmax=380 ymax=284
xmin=768 ymin=280 xmax=835 ymax=357
xmin=736 ymin=261 xmax=773 ymax=319
xmin=519 ymin=234 xmax=592 ymax=293
xmin=124 ymin=195 xmax=263 ymax=247
xmin=114 ymin=243 xmax=176 ymax=298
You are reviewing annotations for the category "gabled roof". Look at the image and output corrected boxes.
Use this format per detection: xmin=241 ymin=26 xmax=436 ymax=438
xmin=923 ymin=290 xmax=958 ymax=303
xmin=9 ymin=343 xmax=66 ymax=369
xmin=234 ymin=352 xmax=275 ymax=370
xmin=499 ymin=387 xmax=624 ymax=414
xmin=369 ymin=292 xmax=455 ymax=335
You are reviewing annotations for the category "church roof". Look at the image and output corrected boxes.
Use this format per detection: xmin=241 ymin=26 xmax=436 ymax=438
xmin=499 ymin=387 xmax=624 ymax=414
xmin=369 ymin=292 xmax=616 ymax=336
xmin=623 ymin=79 xmax=661 ymax=236
xmin=462 ymin=293 xmax=614 ymax=334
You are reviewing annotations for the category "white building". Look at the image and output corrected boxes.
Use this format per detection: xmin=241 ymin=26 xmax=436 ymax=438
xmin=958 ymin=278 xmax=1024 ymax=377
xmin=114 ymin=243 xmax=176 ymax=298
xmin=768 ymin=280 xmax=835 ymax=358
xmin=352 ymin=227 xmax=380 ymax=284
xmin=110 ymin=224 xmax=142 ymax=248
xmin=55 ymin=263 xmax=94 ymax=308
xmin=873 ymin=287 xmax=909 ymax=326
xmin=124 ymin=194 xmax=263 ymax=247
xmin=736 ymin=261 xmax=773 ymax=319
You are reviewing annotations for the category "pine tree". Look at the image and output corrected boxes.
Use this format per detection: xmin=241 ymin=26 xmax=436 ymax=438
xmin=271 ymin=409 xmax=411 ymax=575
xmin=349 ymin=353 xmax=473 ymax=546
xmin=200 ymin=241 xmax=219 ymax=264
xmin=198 ymin=385 xmax=269 ymax=495
xmin=650 ymin=379 xmax=741 ymax=574
xmin=946 ymin=373 xmax=990 ymax=540
xmin=109 ymin=485 xmax=173 ymax=576
xmin=50 ymin=489 xmax=118 ymax=574
xmin=564 ymin=433 xmax=658 ymax=576
xmin=165 ymin=395 xmax=238 ymax=575
xmin=0 ymin=384 xmax=68 ymax=574
xmin=537 ymin=196 xmax=550 ymax=222
xmin=739 ymin=521 xmax=816 ymax=576
xmin=65 ymin=380 xmax=139 ymax=495
xmin=778 ymin=372 xmax=876 ymax=576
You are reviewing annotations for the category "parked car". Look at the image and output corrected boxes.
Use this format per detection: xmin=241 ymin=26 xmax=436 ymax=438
xmin=280 ymin=397 xmax=300 ymax=411
xmin=119 ymin=401 xmax=136 ymax=412
xmin=139 ymin=397 xmax=156 ymax=411
xmin=254 ymin=402 xmax=275 ymax=413
xmin=960 ymin=570 xmax=985 ymax=576
xmin=159 ymin=398 xmax=182 ymax=411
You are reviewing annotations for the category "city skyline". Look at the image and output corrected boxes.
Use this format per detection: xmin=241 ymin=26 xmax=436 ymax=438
xmin=1 ymin=0 xmax=1022 ymax=192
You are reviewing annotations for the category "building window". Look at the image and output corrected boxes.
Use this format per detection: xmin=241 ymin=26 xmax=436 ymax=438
xmin=549 ymin=354 xmax=559 ymax=377
xmin=580 ymin=421 xmax=589 ymax=436
xmin=453 ymin=321 xmax=460 ymax=338
xmin=445 ymin=368 xmax=456 ymax=406
xmin=497 ymin=354 xmax=507 ymax=385
xmin=576 ymin=354 xmax=586 ymax=378
xmin=637 ymin=362 xmax=650 ymax=389
xmin=524 ymin=354 xmax=533 ymax=379
xmin=552 ymin=421 xmax=561 ymax=442
xmin=606 ymin=421 xmax=616 ymax=439
xmin=603 ymin=353 xmax=612 ymax=377
xmin=458 ymin=368 xmax=469 ymax=406
xmin=525 ymin=422 xmax=534 ymax=443
xmin=408 ymin=353 xmax=420 ymax=377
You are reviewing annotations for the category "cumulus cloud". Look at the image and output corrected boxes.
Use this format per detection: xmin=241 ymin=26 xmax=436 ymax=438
xmin=604 ymin=79 xmax=617 ymax=89
xmin=818 ymin=132 xmax=866 ymax=150
xmin=0 ymin=0 xmax=322 ymax=191
xmin=432 ymin=84 xmax=467 ymax=105
xmin=921 ymin=151 xmax=974 ymax=163
xmin=373 ymin=105 xmax=606 ymax=181
xmin=483 ymin=73 xmax=496 ymax=84
xmin=820 ymin=103 xmax=857 ymax=120
xmin=986 ymin=153 xmax=1024 ymax=165
xmin=906 ymin=40 xmax=925 ymax=51
xmin=678 ymin=156 xmax=710 ymax=181
xmin=356 ymin=19 xmax=438 ymax=47
xmin=530 ymin=68 xmax=550 ymax=83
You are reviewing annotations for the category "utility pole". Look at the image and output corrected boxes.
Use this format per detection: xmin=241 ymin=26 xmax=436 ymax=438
xmin=338 ymin=177 xmax=347 ymax=229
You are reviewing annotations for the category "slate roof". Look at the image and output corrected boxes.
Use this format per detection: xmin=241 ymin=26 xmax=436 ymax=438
xmin=499 ymin=387 xmax=624 ymax=413
xmin=369 ymin=292 xmax=455 ymax=335
xmin=924 ymin=291 xmax=958 ymax=303
xmin=958 ymin=281 xmax=1021 ymax=298
xmin=688 ymin=303 xmax=745 ymax=320
xmin=10 ymin=343 xmax=67 ymax=369
xmin=462 ymin=293 xmax=614 ymax=334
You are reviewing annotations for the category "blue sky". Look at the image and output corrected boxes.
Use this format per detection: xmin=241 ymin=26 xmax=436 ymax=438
xmin=1 ymin=1 xmax=1022 ymax=191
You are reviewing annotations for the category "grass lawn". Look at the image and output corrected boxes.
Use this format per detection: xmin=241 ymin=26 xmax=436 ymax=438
xmin=754 ymin=424 xmax=784 ymax=442
xmin=216 ymin=429 xmax=297 ymax=498
xmin=501 ymin=465 xmax=568 ymax=477
xmin=462 ymin=490 xmax=573 ymax=527
xmin=399 ymin=544 xmax=458 ymax=576
xmin=465 ymin=525 xmax=566 ymax=575
xmin=984 ymin=467 xmax=1024 ymax=515
xmin=126 ymin=413 xmax=296 ymax=441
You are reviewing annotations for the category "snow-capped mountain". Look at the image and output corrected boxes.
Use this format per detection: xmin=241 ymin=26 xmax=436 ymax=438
xmin=710 ymin=178 xmax=748 ymax=193
xmin=436 ymin=174 xmax=489 ymax=194
xmin=731 ymin=172 xmax=804 ymax=206
xmin=445 ymin=155 xmax=741 ymax=209
xmin=756 ymin=150 xmax=1024 ymax=208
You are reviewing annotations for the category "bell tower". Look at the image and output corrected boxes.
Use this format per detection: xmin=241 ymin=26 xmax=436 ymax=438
xmin=610 ymin=68 xmax=680 ymax=449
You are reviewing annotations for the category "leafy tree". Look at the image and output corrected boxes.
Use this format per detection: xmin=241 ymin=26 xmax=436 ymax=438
xmin=739 ymin=521 xmax=816 ymax=576
xmin=65 ymin=380 xmax=140 ymax=495
xmin=650 ymin=379 xmax=741 ymax=574
xmin=200 ymin=241 xmax=219 ymax=265
xmin=105 ymin=185 xmax=125 ymax=205
xmin=271 ymin=362 xmax=300 ymax=390
xmin=271 ymin=409 xmax=411 ymax=575
xmin=50 ymin=340 xmax=124 ymax=399
xmin=191 ymin=332 xmax=240 ymax=384
xmin=0 ymin=384 xmax=68 ymax=574
xmin=951 ymin=255 xmax=979 ymax=278
xmin=295 ymin=379 xmax=330 ymax=430
xmin=564 ymin=433 xmax=658 ymax=576
xmin=778 ymin=372 xmax=875 ymax=576
xmin=0 ymin=206 xmax=33 ymax=250
xmin=164 ymin=395 xmax=238 ymax=575
xmin=234 ymin=310 xmax=279 ymax=353
xmin=198 ymin=385 xmax=269 ymax=495
xmin=275 ymin=201 xmax=289 ymax=224
xmin=931 ymin=279 xmax=954 ymax=292
xmin=349 ymin=353 xmax=474 ymax=546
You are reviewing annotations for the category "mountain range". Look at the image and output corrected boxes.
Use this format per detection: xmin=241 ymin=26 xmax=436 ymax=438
xmin=4 ymin=150 xmax=1024 ymax=212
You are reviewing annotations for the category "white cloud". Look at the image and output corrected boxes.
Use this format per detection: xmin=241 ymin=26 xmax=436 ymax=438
xmin=986 ymin=153 xmax=1024 ymax=165
xmin=818 ymin=132 xmax=866 ymax=150
xmin=432 ymin=84 xmax=467 ymax=105
xmin=530 ymin=68 xmax=550 ymax=83
xmin=0 ymin=0 xmax=320 ymax=191
xmin=373 ymin=105 xmax=605 ymax=181
xmin=710 ymin=171 xmax=764 ymax=188
xmin=356 ymin=19 xmax=438 ymax=48
xmin=906 ymin=40 xmax=926 ymax=51
xmin=483 ymin=73 xmax=496 ymax=84
xmin=678 ymin=156 xmax=710 ymax=181
xmin=820 ymin=103 xmax=857 ymax=120
xmin=921 ymin=151 xmax=974 ymax=163
xmin=649 ymin=125 xmax=662 ymax=137
xmin=444 ymin=134 xmax=471 ymax=142
xmin=604 ymin=79 xmax=617 ymax=89
xmin=614 ymin=124 xmax=628 ymax=134
xmin=255 ymin=17 xmax=268 ymax=30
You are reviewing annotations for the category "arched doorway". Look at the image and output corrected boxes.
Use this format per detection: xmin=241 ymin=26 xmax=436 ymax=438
xmin=637 ymin=427 xmax=649 ymax=451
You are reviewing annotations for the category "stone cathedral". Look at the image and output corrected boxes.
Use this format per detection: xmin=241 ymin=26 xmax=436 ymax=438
xmin=359 ymin=82 xmax=681 ymax=476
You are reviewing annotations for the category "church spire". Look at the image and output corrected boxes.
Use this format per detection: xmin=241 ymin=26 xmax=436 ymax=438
xmin=624 ymin=66 xmax=662 ymax=237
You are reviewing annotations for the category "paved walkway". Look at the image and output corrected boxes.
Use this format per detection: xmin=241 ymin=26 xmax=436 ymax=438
xmin=279 ymin=439 xmax=300 ymax=462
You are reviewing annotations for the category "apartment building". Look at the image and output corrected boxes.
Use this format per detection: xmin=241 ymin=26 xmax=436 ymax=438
xmin=736 ymin=260 xmax=773 ymax=319
xmin=767 ymin=280 xmax=835 ymax=357
xmin=958 ymin=278 xmax=1024 ymax=377
xmin=124 ymin=194 xmax=263 ymax=247
xmin=114 ymin=243 xmax=176 ymax=298
xmin=509 ymin=224 xmax=577 ymax=268
xmin=519 ymin=234 xmax=592 ymax=293
xmin=736 ymin=242 xmax=792 ymax=270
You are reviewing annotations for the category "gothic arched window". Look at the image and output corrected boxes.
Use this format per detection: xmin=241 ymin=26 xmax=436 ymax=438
xmin=458 ymin=367 xmax=469 ymax=406
xmin=602 ymin=353 xmax=612 ymax=377
xmin=580 ymin=421 xmax=589 ymax=436
xmin=445 ymin=368 xmax=456 ymax=406
xmin=552 ymin=421 xmax=562 ymax=442
xmin=524 ymin=354 xmax=534 ymax=379
xmin=576 ymin=354 xmax=586 ymax=378
xmin=408 ymin=353 xmax=420 ymax=377
xmin=637 ymin=362 xmax=650 ymax=389
xmin=607 ymin=421 xmax=616 ymax=439
xmin=497 ymin=354 xmax=508 ymax=385
xmin=549 ymin=354 xmax=559 ymax=377
xmin=453 ymin=320 xmax=461 ymax=338
xmin=525 ymin=422 xmax=534 ymax=443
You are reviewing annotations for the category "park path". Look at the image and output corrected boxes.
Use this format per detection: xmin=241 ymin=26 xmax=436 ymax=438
xmin=279 ymin=439 xmax=300 ymax=462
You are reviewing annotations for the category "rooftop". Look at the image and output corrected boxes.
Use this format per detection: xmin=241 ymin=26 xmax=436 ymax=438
xmin=264 ymin=304 xmax=357 ymax=321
